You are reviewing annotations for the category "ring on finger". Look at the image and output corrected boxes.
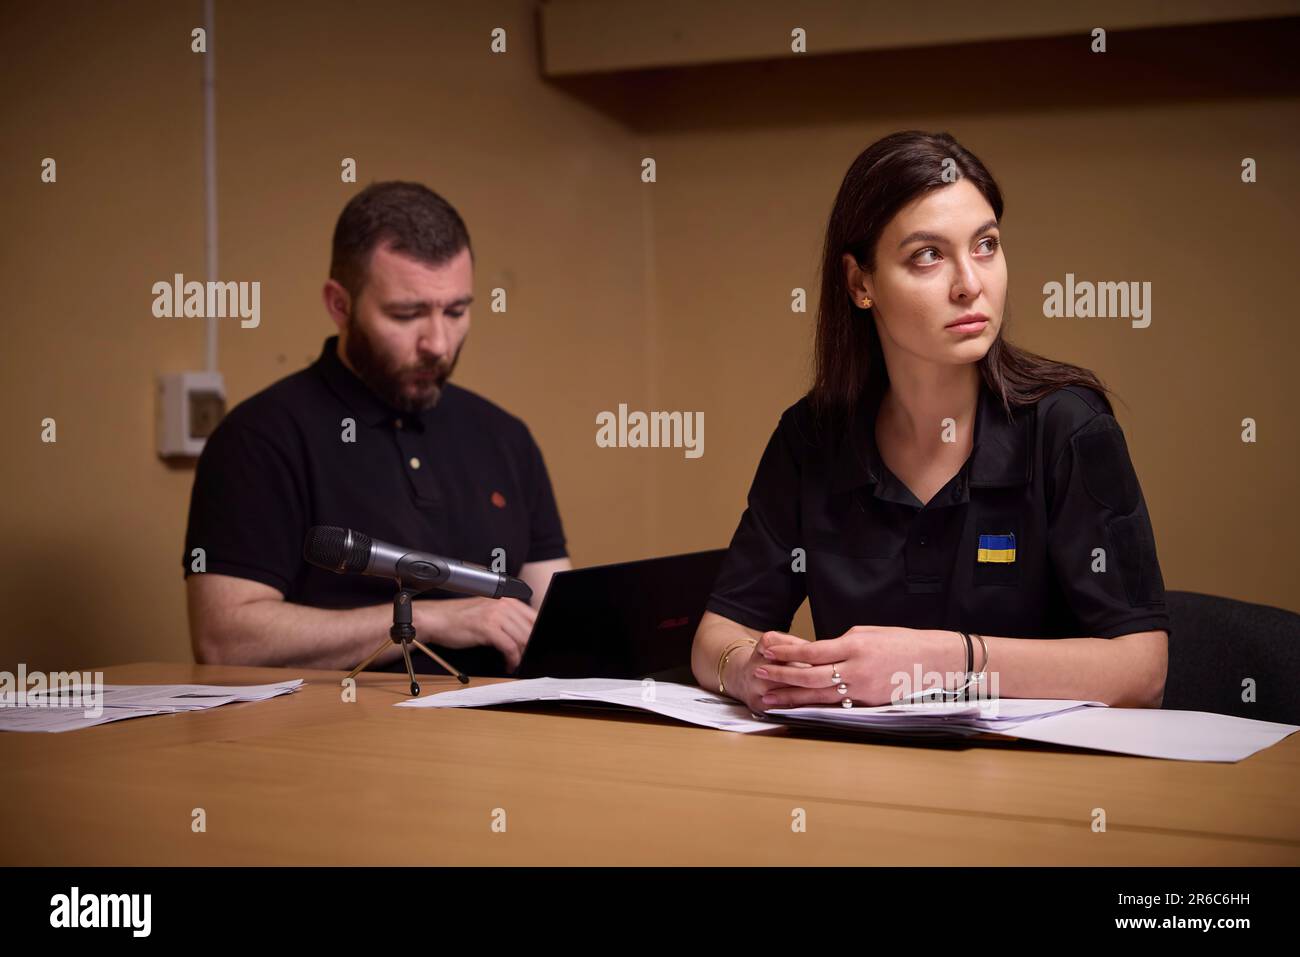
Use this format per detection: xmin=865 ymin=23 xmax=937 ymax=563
xmin=829 ymin=662 xmax=853 ymax=707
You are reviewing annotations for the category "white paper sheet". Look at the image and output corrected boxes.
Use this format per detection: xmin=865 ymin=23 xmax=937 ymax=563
xmin=396 ymin=677 xmax=780 ymax=733
xmin=990 ymin=706 xmax=1300 ymax=762
xmin=0 ymin=679 xmax=304 ymax=733
xmin=397 ymin=679 xmax=1299 ymax=761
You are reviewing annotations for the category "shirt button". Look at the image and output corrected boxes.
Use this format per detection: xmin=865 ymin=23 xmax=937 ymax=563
xmin=919 ymin=536 xmax=928 ymax=546
xmin=409 ymin=456 xmax=421 ymax=470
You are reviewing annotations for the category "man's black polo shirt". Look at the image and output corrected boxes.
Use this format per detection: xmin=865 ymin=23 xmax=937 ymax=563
xmin=706 ymin=381 xmax=1171 ymax=643
xmin=182 ymin=336 xmax=567 ymax=676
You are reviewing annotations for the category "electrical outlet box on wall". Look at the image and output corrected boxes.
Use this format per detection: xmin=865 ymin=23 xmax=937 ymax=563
xmin=157 ymin=371 xmax=226 ymax=458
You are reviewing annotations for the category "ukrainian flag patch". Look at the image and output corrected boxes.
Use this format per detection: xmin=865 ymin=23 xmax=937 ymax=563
xmin=977 ymin=533 xmax=1016 ymax=563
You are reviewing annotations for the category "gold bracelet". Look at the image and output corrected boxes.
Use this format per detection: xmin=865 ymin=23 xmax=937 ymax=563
xmin=717 ymin=638 xmax=757 ymax=694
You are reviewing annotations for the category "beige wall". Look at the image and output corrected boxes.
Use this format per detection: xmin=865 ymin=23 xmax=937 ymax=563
xmin=2 ymin=1 xmax=1296 ymax=672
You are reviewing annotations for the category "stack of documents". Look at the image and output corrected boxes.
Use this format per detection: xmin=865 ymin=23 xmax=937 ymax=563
xmin=398 ymin=678 xmax=1300 ymax=762
xmin=768 ymin=695 xmax=1101 ymax=737
xmin=397 ymin=677 xmax=780 ymax=733
xmin=0 ymin=680 xmax=304 ymax=733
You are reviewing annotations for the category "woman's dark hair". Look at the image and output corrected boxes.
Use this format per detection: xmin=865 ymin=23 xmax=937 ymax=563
xmin=810 ymin=130 xmax=1113 ymax=427
xmin=329 ymin=181 xmax=473 ymax=301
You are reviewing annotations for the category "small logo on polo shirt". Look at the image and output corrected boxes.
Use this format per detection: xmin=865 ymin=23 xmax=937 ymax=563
xmin=977 ymin=533 xmax=1016 ymax=563
xmin=490 ymin=491 xmax=507 ymax=509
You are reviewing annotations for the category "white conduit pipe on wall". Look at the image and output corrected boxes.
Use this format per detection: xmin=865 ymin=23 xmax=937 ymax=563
xmin=202 ymin=0 xmax=218 ymax=372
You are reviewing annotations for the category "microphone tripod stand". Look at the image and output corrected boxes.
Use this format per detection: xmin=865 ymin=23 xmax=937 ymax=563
xmin=345 ymin=584 xmax=471 ymax=696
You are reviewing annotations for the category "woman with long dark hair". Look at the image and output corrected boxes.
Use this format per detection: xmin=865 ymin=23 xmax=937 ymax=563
xmin=691 ymin=130 xmax=1169 ymax=714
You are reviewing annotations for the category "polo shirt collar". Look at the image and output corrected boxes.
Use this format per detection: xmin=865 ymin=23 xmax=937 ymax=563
xmin=314 ymin=335 xmax=434 ymax=432
xmin=831 ymin=377 xmax=1032 ymax=496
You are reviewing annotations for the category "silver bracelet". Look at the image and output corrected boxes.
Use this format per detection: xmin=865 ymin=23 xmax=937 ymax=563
xmin=971 ymin=632 xmax=989 ymax=687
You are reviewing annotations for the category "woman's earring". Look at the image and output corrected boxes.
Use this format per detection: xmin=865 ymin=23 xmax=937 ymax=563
xmin=861 ymin=297 xmax=873 ymax=308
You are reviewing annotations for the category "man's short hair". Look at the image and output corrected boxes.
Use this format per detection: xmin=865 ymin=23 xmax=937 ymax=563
xmin=329 ymin=181 xmax=473 ymax=301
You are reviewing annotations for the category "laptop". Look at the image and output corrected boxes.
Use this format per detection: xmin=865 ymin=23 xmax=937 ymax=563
xmin=514 ymin=549 xmax=728 ymax=681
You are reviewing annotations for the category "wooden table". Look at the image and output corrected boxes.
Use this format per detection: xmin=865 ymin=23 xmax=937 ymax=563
xmin=2 ymin=662 xmax=1296 ymax=865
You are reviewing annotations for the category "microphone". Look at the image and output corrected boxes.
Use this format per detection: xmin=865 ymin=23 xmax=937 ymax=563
xmin=303 ymin=525 xmax=533 ymax=603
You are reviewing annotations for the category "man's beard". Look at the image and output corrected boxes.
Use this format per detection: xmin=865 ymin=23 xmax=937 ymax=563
xmin=343 ymin=314 xmax=462 ymax=414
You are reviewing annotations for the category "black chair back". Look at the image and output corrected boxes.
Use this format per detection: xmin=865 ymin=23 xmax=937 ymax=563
xmin=1163 ymin=590 xmax=1300 ymax=724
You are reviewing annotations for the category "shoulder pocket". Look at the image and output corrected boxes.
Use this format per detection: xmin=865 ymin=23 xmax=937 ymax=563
xmin=1106 ymin=512 xmax=1164 ymax=605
